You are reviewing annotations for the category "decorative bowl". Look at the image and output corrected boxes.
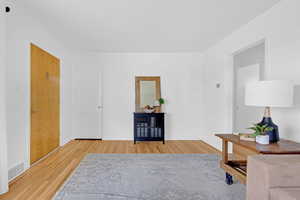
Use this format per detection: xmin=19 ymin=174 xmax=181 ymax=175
xmin=144 ymin=109 xmax=155 ymax=113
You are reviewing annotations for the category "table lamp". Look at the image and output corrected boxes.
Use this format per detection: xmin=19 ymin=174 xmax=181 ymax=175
xmin=245 ymin=80 xmax=294 ymax=143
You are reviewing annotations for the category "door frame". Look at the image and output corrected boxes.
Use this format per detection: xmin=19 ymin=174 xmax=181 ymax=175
xmin=226 ymin=38 xmax=269 ymax=132
xmin=98 ymin=70 xmax=103 ymax=139
xmin=0 ymin=1 xmax=8 ymax=193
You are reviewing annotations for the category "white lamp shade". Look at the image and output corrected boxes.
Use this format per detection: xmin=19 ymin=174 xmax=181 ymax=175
xmin=245 ymin=80 xmax=294 ymax=107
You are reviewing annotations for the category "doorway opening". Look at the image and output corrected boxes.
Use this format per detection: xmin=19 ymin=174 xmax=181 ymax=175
xmin=233 ymin=41 xmax=265 ymax=133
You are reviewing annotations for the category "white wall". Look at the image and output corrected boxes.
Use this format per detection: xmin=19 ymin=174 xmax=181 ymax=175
xmin=0 ymin=0 xmax=9 ymax=194
xmin=97 ymin=53 xmax=204 ymax=140
xmin=202 ymin=0 xmax=300 ymax=149
xmin=6 ymin=2 xmax=79 ymax=176
xmin=5 ymin=0 xmax=300 ymax=182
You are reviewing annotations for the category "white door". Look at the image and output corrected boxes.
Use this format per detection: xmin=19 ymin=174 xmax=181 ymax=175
xmin=234 ymin=64 xmax=262 ymax=133
xmin=72 ymin=66 xmax=102 ymax=139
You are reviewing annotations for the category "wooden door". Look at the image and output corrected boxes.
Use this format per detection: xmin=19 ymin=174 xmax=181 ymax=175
xmin=30 ymin=44 xmax=60 ymax=165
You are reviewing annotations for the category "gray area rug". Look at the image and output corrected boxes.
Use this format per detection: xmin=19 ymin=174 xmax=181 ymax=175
xmin=54 ymin=154 xmax=245 ymax=200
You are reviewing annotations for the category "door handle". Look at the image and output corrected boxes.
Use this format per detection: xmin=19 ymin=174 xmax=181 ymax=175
xmin=31 ymin=109 xmax=39 ymax=114
xmin=97 ymin=106 xmax=103 ymax=109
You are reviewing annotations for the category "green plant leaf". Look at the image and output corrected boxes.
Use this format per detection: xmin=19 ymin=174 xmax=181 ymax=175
xmin=158 ymin=98 xmax=165 ymax=105
xmin=247 ymin=123 xmax=274 ymax=136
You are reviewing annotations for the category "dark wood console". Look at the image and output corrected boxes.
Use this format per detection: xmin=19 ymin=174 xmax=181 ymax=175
xmin=134 ymin=113 xmax=165 ymax=144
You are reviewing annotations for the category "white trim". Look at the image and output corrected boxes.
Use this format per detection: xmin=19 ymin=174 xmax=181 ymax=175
xmin=231 ymin=38 xmax=266 ymax=56
xmin=0 ymin=1 xmax=8 ymax=193
xmin=8 ymin=147 xmax=60 ymax=184
xmin=102 ymin=137 xmax=201 ymax=141
xmin=264 ymin=39 xmax=270 ymax=80
xmin=102 ymin=137 xmax=133 ymax=141
xmin=98 ymin=70 xmax=103 ymax=139
xmin=224 ymin=54 xmax=234 ymax=132
xmin=165 ymin=137 xmax=201 ymax=140
xmin=24 ymin=41 xmax=31 ymax=173
xmin=8 ymin=162 xmax=24 ymax=182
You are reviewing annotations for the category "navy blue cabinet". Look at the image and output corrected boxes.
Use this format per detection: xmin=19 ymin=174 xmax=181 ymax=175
xmin=134 ymin=113 xmax=165 ymax=144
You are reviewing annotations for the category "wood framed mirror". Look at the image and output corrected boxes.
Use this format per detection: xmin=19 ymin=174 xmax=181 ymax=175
xmin=135 ymin=76 xmax=161 ymax=112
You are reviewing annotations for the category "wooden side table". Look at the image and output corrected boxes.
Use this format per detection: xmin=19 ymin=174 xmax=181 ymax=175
xmin=215 ymin=134 xmax=300 ymax=185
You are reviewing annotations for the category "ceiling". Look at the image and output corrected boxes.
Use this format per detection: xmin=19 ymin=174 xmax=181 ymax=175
xmin=22 ymin=0 xmax=281 ymax=52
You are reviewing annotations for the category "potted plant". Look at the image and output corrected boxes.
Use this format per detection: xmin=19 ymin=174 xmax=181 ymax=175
xmin=158 ymin=98 xmax=165 ymax=105
xmin=154 ymin=98 xmax=165 ymax=113
xmin=247 ymin=124 xmax=273 ymax=145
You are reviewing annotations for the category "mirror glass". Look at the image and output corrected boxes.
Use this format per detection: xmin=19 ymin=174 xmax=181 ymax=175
xmin=135 ymin=76 xmax=161 ymax=112
xmin=140 ymin=81 xmax=156 ymax=108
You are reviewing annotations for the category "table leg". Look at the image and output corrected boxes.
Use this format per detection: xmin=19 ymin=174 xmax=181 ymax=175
xmin=222 ymin=140 xmax=228 ymax=164
xmin=222 ymin=140 xmax=233 ymax=185
xmin=225 ymin=173 xmax=233 ymax=185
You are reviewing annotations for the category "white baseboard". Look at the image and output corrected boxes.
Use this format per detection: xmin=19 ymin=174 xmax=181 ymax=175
xmin=8 ymin=162 xmax=24 ymax=181
xmin=102 ymin=137 xmax=200 ymax=141
xmin=102 ymin=137 xmax=133 ymax=141
xmin=165 ymin=138 xmax=200 ymax=140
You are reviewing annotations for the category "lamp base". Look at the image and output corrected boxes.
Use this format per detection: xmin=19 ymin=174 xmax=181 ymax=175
xmin=258 ymin=117 xmax=279 ymax=143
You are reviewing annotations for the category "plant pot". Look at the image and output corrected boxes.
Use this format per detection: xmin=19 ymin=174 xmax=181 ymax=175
xmin=256 ymin=135 xmax=270 ymax=145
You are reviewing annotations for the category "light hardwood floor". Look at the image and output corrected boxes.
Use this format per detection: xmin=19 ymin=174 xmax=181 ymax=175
xmin=0 ymin=140 xmax=219 ymax=200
